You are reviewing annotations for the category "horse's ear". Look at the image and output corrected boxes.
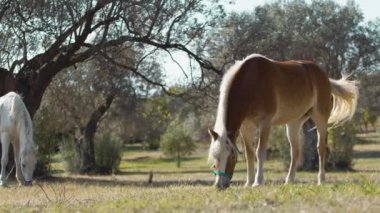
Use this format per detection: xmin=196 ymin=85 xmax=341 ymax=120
xmin=208 ymin=128 xmax=218 ymax=141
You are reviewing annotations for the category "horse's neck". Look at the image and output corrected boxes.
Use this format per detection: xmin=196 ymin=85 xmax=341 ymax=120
xmin=19 ymin=139 xmax=32 ymax=153
xmin=18 ymin=126 xmax=33 ymax=153
xmin=18 ymin=114 xmax=34 ymax=151
xmin=214 ymin=120 xmax=238 ymax=142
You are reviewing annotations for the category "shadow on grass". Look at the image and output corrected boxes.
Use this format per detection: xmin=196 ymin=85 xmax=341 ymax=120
xmin=37 ymin=175 xmax=216 ymax=188
xmin=353 ymin=150 xmax=380 ymax=159
xmin=122 ymin=156 xmax=203 ymax=162
xmin=33 ymin=170 xmax=378 ymax=189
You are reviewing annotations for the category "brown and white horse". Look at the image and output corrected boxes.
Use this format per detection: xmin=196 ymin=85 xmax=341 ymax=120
xmin=208 ymin=54 xmax=358 ymax=189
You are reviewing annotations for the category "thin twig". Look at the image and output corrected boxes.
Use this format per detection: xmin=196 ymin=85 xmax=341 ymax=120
xmin=5 ymin=164 xmax=15 ymax=180
xmin=36 ymin=183 xmax=52 ymax=202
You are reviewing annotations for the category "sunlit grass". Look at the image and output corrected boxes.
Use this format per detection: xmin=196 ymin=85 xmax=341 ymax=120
xmin=3 ymin=180 xmax=380 ymax=212
xmin=0 ymin=132 xmax=379 ymax=212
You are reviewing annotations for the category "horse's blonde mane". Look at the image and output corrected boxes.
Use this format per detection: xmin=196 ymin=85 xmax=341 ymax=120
xmin=209 ymin=54 xmax=270 ymax=162
xmin=214 ymin=54 xmax=270 ymax=133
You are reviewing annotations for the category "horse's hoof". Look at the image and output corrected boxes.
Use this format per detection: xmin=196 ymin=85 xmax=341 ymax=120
xmin=252 ymin=183 xmax=263 ymax=188
xmin=285 ymin=180 xmax=295 ymax=185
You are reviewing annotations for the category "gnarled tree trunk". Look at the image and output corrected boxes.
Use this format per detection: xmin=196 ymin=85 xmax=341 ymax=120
xmin=75 ymin=94 xmax=115 ymax=174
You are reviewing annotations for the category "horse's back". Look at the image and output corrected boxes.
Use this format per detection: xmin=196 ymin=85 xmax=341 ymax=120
xmin=227 ymin=56 xmax=331 ymax=126
xmin=0 ymin=92 xmax=26 ymax=132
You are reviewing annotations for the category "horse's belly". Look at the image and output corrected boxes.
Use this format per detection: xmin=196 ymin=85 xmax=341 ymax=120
xmin=271 ymin=98 xmax=313 ymax=125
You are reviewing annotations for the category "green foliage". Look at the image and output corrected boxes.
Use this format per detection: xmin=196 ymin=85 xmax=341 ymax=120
xmin=33 ymin=107 xmax=61 ymax=177
xmin=208 ymin=0 xmax=380 ymax=80
xmin=328 ymin=124 xmax=358 ymax=170
xmin=267 ymin=126 xmax=290 ymax=168
xmin=33 ymin=128 xmax=60 ymax=177
xmin=138 ymin=96 xmax=171 ymax=150
xmin=60 ymin=138 xmax=81 ymax=174
xmin=359 ymin=107 xmax=378 ymax=132
xmin=160 ymin=118 xmax=196 ymax=168
xmin=142 ymin=139 xmax=160 ymax=150
xmin=60 ymin=134 xmax=123 ymax=174
xmin=94 ymin=134 xmax=123 ymax=174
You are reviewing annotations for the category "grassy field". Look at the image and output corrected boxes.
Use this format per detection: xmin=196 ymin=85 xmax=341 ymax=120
xmin=1 ymin=131 xmax=380 ymax=212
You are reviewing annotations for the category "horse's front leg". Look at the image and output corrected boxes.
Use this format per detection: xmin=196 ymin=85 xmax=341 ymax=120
xmin=0 ymin=133 xmax=10 ymax=186
xmin=253 ymin=123 xmax=271 ymax=187
xmin=244 ymin=140 xmax=255 ymax=187
xmin=240 ymin=123 xmax=256 ymax=187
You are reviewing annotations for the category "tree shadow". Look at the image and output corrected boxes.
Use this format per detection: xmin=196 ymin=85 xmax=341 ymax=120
xmin=36 ymin=175 xmax=215 ymax=188
xmin=353 ymin=150 xmax=380 ymax=159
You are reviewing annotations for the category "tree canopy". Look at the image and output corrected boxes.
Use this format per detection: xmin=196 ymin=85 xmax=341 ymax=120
xmin=207 ymin=0 xmax=380 ymax=79
xmin=0 ymin=0 xmax=225 ymax=117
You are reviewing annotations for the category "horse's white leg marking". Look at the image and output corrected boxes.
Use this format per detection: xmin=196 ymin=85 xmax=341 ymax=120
xmin=285 ymin=121 xmax=303 ymax=184
xmin=253 ymin=122 xmax=271 ymax=187
xmin=0 ymin=133 xmax=10 ymax=186
xmin=240 ymin=123 xmax=256 ymax=187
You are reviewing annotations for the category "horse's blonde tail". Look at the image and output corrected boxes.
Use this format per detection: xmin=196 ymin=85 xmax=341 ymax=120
xmin=328 ymin=77 xmax=359 ymax=127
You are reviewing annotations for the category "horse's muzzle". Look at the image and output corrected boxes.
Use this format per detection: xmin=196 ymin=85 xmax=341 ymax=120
xmin=215 ymin=176 xmax=230 ymax=189
xmin=24 ymin=180 xmax=33 ymax=186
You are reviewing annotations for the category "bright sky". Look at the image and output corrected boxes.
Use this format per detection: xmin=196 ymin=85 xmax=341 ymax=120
xmin=163 ymin=0 xmax=379 ymax=85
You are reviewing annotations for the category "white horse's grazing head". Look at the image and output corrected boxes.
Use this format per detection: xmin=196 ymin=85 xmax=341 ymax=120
xmin=21 ymin=148 xmax=37 ymax=185
xmin=208 ymin=128 xmax=238 ymax=189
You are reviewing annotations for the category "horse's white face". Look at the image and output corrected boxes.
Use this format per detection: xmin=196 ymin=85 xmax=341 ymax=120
xmin=208 ymin=129 xmax=237 ymax=189
xmin=21 ymin=149 xmax=37 ymax=184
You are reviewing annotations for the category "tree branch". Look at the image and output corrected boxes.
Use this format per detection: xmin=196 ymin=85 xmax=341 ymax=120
xmin=0 ymin=0 xmax=10 ymax=21
xmin=98 ymin=50 xmax=183 ymax=97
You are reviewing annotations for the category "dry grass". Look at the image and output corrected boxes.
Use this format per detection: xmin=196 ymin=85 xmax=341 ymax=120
xmin=0 ymin=131 xmax=379 ymax=212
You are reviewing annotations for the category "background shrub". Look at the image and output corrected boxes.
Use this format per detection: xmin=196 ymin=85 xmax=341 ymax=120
xmin=267 ymin=126 xmax=290 ymax=168
xmin=60 ymin=134 xmax=122 ymax=174
xmin=328 ymin=124 xmax=358 ymax=170
xmin=33 ymin=114 xmax=61 ymax=177
xmin=160 ymin=118 xmax=195 ymax=168
xmin=94 ymin=133 xmax=123 ymax=174
xmin=33 ymin=129 xmax=60 ymax=177
xmin=60 ymin=137 xmax=81 ymax=174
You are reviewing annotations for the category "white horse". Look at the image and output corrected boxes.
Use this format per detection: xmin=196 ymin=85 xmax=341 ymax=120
xmin=0 ymin=92 xmax=36 ymax=186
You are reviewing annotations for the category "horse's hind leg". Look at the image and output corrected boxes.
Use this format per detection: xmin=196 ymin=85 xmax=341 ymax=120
xmin=0 ymin=133 xmax=10 ymax=186
xmin=253 ymin=122 xmax=271 ymax=186
xmin=285 ymin=121 xmax=303 ymax=184
xmin=311 ymin=114 xmax=328 ymax=185
xmin=13 ymin=139 xmax=25 ymax=185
